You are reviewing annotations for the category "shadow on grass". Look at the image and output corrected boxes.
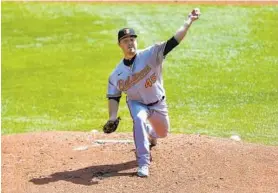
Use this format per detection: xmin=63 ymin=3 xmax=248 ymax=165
xmin=29 ymin=160 xmax=137 ymax=185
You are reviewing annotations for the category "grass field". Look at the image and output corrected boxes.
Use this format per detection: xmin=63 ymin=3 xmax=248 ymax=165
xmin=2 ymin=2 xmax=278 ymax=145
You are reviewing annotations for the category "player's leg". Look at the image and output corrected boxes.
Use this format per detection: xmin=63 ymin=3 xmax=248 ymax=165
xmin=146 ymin=124 xmax=158 ymax=149
xmin=127 ymin=100 xmax=151 ymax=168
xmin=148 ymin=100 xmax=170 ymax=138
xmin=146 ymin=123 xmax=158 ymax=138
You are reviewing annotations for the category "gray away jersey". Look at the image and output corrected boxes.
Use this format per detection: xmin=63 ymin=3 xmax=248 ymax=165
xmin=107 ymin=42 xmax=167 ymax=104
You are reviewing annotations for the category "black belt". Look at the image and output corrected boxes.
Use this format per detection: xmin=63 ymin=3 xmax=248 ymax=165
xmin=146 ymin=96 xmax=165 ymax=106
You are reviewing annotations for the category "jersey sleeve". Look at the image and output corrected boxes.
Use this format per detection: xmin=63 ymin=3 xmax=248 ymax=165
xmin=106 ymin=76 xmax=122 ymax=98
xmin=163 ymin=36 xmax=179 ymax=57
xmin=149 ymin=41 xmax=167 ymax=67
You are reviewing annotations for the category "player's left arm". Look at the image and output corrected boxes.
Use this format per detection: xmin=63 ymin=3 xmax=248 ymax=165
xmin=163 ymin=8 xmax=201 ymax=56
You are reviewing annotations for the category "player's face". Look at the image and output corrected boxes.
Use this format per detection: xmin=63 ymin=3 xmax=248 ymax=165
xmin=119 ymin=36 xmax=137 ymax=57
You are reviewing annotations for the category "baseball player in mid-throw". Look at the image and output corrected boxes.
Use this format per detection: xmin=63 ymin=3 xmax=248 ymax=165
xmin=104 ymin=8 xmax=201 ymax=177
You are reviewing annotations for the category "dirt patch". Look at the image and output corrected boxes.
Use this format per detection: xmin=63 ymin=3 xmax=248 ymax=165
xmin=2 ymin=131 xmax=278 ymax=193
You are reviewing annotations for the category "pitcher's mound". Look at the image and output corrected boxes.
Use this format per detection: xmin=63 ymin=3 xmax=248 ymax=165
xmin=2 ymin=131 xmax=278 ymax=193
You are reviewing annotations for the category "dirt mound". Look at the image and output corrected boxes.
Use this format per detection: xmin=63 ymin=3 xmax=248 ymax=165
xmin=1 ymin=131 xmax=278 ymax=193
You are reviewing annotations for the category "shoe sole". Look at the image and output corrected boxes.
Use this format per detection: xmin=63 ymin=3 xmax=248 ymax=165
xmin=137 ymin=173 xmax=148 ymax=177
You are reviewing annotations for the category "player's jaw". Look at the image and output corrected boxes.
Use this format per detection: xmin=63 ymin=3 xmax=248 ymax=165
xmin=127 ymin=46 xmax=136 ymax=56
xmin=119 ymin=36 xmax=137 ymax=59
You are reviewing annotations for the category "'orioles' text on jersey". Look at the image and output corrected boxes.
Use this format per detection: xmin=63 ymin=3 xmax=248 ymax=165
xmin=107 ymin=42 xmax=167 ymax=105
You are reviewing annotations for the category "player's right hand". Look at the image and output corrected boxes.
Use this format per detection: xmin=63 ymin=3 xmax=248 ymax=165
xmin=188 ymin=8 xmax=201 ymax=22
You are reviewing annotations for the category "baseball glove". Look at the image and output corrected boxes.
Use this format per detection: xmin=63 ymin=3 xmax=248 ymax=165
xmin=103 ymin=117 xmax=121 ymax=134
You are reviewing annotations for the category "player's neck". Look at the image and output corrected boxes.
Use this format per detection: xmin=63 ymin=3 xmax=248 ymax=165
xmin=124 ymin=53 xmax=136 ymax=60
xmin=123 ymin=54 xmax=137 ymax=67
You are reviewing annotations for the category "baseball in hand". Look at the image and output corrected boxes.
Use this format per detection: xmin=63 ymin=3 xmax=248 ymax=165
xmin=189 ymin=8 xmax=201 ymax=21
xmin=192 ymin=8 xmax=201 ymax=16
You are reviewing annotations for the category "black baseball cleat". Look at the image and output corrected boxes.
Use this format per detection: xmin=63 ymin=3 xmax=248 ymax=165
xmin=149 ymin=136 xmax=157 ymax=150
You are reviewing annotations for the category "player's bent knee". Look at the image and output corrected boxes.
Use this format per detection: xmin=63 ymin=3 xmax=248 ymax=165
xmin=160 ymin=131 xmax=168 ymax=138
xmin=156 ymin=129 xmax=168 ymax=138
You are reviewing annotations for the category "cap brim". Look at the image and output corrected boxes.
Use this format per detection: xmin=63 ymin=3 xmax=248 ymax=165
xmin=119 ymin=34 xmax=137 ymax=42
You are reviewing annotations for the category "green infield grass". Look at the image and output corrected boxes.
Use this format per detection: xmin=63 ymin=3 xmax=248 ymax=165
xmin=2 ymin=2 xmax=278 ymax=145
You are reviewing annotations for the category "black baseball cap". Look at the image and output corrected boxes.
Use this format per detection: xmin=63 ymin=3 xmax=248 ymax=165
xmin=118 ymin=28 xmax=137 ymax=42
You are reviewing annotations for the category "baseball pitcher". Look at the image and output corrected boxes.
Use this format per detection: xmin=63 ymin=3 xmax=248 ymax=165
xmin=104 ymin=8 xmax=201 ymax=177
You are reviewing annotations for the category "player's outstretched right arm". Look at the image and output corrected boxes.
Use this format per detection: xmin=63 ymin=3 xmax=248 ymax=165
xmin=160 ymin=8 xmax=201 ymax=58
xmin=174 ymin=8 xmax=201 ymax=43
